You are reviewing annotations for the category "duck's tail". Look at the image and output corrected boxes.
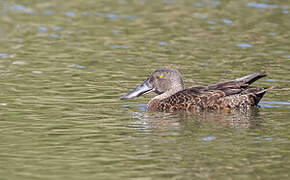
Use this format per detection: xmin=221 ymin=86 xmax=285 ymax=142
xmin=244 ymin=86 xmax=275 ymax=105
xmin=254 ymin=86 xmax=275 ymax=104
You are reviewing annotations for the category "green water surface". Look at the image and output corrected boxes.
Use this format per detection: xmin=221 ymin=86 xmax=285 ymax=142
xmin=0 ymin=0 xmax=290 ymax=179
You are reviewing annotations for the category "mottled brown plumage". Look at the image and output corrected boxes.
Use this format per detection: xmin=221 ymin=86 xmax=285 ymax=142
xmin=121 ymin=68 xmax=272 ymax=113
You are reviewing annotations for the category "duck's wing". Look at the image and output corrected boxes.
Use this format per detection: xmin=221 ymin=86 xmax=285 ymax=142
xmin=207 ymin=72 xmax=267 ymax=90
xmin=186 ymin=72 xmax=267 ymax=94
xmin=156 ymin=87 xmax=239 ymax=112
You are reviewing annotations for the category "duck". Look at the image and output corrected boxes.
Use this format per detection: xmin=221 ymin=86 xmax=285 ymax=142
xmin=121 ymin=68 xmax=273 ymax=113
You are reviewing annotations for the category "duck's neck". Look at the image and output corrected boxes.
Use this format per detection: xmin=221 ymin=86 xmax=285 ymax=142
xmin=158 ymin=83 xmax=184 ymax=99
xmin=152 ymin=90 xmax=177 ymax=101
xmin=147 ymin=85 xmax=184 ymax=111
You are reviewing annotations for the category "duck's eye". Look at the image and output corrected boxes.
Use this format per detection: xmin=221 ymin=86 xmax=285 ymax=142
xmin=159 ymin=75 xmax=164 ymax=78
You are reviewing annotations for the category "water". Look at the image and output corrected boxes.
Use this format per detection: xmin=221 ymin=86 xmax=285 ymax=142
xmin=0 ymin=0 xmax=289 ymax=179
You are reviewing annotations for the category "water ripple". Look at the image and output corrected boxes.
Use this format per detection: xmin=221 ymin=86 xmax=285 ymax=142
xmin=112 ymin=30 xmax=120 ymax=34
xmin=107 ymin=13 xmax=118 ymax=19
xmin=260 ymin=101 xmax=290 ymax=108
xmin=65 ymin=12 xmax=75 ymax=17
xmin=51 ymin=34 xmax=59 ymax=38
xmin=208 ymin=21 xmax=216 ymax=25
xmin=9 ymin=4 xmax=26 ymax=10
xmin=159 ymin=41 xmax=167 ymax=46
xmin=222 ymin=19 xmax=233 ymax=24
xmin=247 ymin=2 xmax=268 ymax=9
xmin=202 ymin=136 xmax=215 ymax=141
xmin=0 ymin=53 xmax=8 ymax=57
xmin=38 ymin=26 xmax=47 ymax=31
xmin=43 ymin=10 xmax=53 ymax=15
xmin=236 ymin=43 xmax=253 ymax=48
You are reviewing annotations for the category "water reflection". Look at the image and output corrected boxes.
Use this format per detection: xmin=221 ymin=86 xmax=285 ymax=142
xmin=126 ymin=106 xmax=263 ymax=129
xmin=185 ymin=107 xmax=263 ymax=129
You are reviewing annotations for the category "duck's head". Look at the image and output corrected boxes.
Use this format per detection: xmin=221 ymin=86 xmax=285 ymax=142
xmin=121 ymin=68 xmax=184 ymax=100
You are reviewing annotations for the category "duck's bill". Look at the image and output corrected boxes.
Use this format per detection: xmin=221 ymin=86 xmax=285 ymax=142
xmin=121 ymin=79 xmax=153 ymax=100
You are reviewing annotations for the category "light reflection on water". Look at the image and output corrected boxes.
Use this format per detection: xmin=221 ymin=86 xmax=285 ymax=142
xmin=0 ymin=0 xmax=290 ymax=179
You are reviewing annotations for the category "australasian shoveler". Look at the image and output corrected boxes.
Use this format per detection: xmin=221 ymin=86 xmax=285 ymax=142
xmin=121 ymin=68 xmax=273 ymax=113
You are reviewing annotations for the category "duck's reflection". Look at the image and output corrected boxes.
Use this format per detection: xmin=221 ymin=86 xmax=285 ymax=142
xmin=181 ymin=107 xmax=263 ymax=129
xmin=127 ymin=106 xmax=263 ymax=129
